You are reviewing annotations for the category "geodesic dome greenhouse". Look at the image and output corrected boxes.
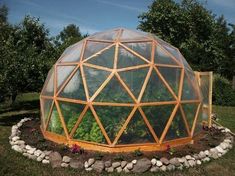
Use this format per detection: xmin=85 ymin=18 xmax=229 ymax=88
xmin=40 ymin=28 xmax=203 ymax=152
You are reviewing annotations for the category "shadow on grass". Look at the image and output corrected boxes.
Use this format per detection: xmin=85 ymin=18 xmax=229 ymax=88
xmin=0 ymin=112 xmax=40 ymax=126
xmin=0 ymin=99 xmax=40 ymax=114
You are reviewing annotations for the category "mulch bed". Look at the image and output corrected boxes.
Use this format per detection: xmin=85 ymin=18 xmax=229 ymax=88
xmin=20 ymin=118 xmax=225 ymax=162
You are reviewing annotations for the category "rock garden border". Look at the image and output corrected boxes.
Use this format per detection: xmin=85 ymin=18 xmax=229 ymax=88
xmin=9 ymin=117 xmax=234 ymax=173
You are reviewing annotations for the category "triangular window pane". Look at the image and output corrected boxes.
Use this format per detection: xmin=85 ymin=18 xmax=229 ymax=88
xmin=60 ymin=42 xmax=83 ymax=62
xmin=94 ymin=106 xmax=132 ymax=142
xmin=120 ymin=29 xmax=149 ymax=40
xmin=57 ymin=66 xmax=76 ymax=91
xmin=42 ymin=99 xmax=53 ymax=125
xmin=117 ymin=110 xmax=155 ymax=144
xmin=59 ymin=101 xmax=85 ymax=133
xmin=164 ymin=108 xmax=188 ymax=141
xmin=154 ymin=45 xmax=179 ymax=65
xmin=117 ymin=47 xmax=146 ymax=68
xmin=124 ymin=42 xmax=152 ymax=61
xmin=83 ymin=41 xmax=110 ymax=59
xmin=181 ymin=71 xmax=199 ymax=100
xmin=47 ymin=105 xmax=65 ymax=135
xmin=73 ymin=108 xmax=106 ymax=144
xmin=95 ymin=76 xmax=134 ymax=103
xmin=182 ymin=104 xmax=199 ymax=131
xmin=142 ymin=69 xmax=174 ymax=102
xmin=58 ymin=68 xmax=86 ymax=100
xmin=84 ymin=66 xmax=111 ymax=97
xmin=86 ymin=46 xmax=115 ymax=68
xmin=119 ymin=68 xmax=148 ymax=98
xmin=89 ymin=29 xmax=119 ymax=40
xmin=158 ymin=67 xmax=181 ymax=96
xmin=142 ymin=105 xmax=175 ymax=138
xmin=42 ymin=68 xmax=54 ymax=96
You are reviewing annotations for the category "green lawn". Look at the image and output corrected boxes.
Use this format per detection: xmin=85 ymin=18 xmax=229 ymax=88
xmin=0 ymin=93 xmax=235 ymax=176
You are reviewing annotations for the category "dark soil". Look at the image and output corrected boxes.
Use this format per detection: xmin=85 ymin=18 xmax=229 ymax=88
xmin=20 ymin=118 xmax=225 ymax=162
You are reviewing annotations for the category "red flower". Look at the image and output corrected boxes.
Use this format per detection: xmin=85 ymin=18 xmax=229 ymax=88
xmin=70 ymin=144 xmax=81 ymax=154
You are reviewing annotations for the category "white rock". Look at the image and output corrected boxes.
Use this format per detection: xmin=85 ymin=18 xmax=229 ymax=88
xmin=126 ymin=162 xmax=133 ymax=170
xmin=121 ymin=161 xmax=127 ymax=168
xmin=37 ymin=156 xmax=43 ymax=162
xmin=216 ymin=146 xmax=224 ymax=153
xmin=112 ymin=162 xmax=121 ymax=168
xmin=84 ymin=161 xmax=89 ymax=168
xmin=12 ymin=136 xmax=20 ymax=142
xmin=224 ymin=139 xmax=231 ymax=144
xmin=202 ymin=157 xmax=210 ymax=162
xmin=178 ymin=157 xmax=186 ymax=163
xmin=132 ymin=160 xmax=137 ymax=164
xmin=188 ymin=160 xmax=196 ymax=167
xmin=150 ymin=166 xmax=159 ymax=172
xmin=220 ymin=143 xmax=228 ymax=150
xmin=25 ymin=145 xmax=32 ymax=150
xmin=27 ymin=148 xmax=36 ymax=155
xmin=204 ymin=150 xmax=209 ymax=156
xmin=15 ymin=140 xmax=25 ymax=145
xmin=42 ymin=159 xmax=50 ymax=164
xmin=218 ymin=153 xmax=222 ymax=157
xmin=40 ymin=153 xmax=46 ymax=158
xmin=225 ymin=128 xmax=231 ymax=133
xmin=12 ymin=145 xmax=23 ymax=153
xmin=62 ymin=156 xmax=71 ymax=163
xmin=116 ymin=166 xmax=122 ymax=173
xmin=196 ymin=160 xmax=201 ymax=165
xmin=160 ymin=165 xmax=167 ymax=171
xmin=88 ymin=158 xmax=95 ymax=166
xmin=34 ymin=150 xmax=42 ymax=157
xmin=123 ymin=167 xmax=130 ymax=173
xmin=106 ymin=167 xmax=114 ymax=172
xmin=45 ymin=156 xmax=49 ymax=160
xmin=61 ymin=163 xmax=69 ymax=167
xmin=156 ymin=160 xmax=163 ymax=167
xmin=85 ymin=167 xmax=93 ymax=171
xmin=44 ymin=150 xmax=52 ymax=156
xmin=185 ymin=155 xmax=192 ymax=160
xmin=151 ymin=158 xmax=157 ymax=165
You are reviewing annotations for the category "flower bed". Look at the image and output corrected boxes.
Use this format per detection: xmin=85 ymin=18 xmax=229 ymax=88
xmin=9 ymin=117 xmax=234 ymax=173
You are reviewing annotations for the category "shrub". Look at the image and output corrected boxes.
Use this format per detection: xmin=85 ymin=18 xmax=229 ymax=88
xmin=212 ymin=74 xmax=235 ymax=106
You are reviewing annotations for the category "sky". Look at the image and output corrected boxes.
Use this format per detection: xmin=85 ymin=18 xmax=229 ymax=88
xmin=1 ymin=0 xmax=235 ymax=36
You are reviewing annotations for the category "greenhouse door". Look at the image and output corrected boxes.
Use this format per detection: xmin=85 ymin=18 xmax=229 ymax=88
xmin=194 ymin=71 xmax=213 ymax=127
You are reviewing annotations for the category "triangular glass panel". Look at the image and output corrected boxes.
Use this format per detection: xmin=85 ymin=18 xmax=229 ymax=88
xmin=60 ymin=41 xmax=83 ymax=62
xmin=158 ymin=67 xmax=181 ymax=96
xmin=117 ymin=110 xmax=155 ymax=144
xmin=181 ymin=71 xmax=199 ymax=100
xmin=73 ymin=108 xmax=107 ymax=144
xmin=86 ymin=46 xmax=115 ymax=68
xmin=124 ymin=42 xmax=152 ymax=61
xmin=47 ymin=105 xmax=65 ymax=135
xmin=164 ymin=108 xmax=189 ymax=141
xmin=119 ymin=68 xmax=148 ymax=98
xmin=141 ymin=69 xmax=174 ymax=102
xmin=42 ymin=99 xmax=53 ymax=125
xmin=58 ymin=101 xmax=85 ymax=133
xmin=120 ymin=29 xmax=149 ymax=41
xmin=84 ymin=66 xmax=111 ymax=97
xmin=83 ymin=41 xmax=111 ymax=60
xmin=94 ymin=106 xmax=132 ymax=142
xmin=95 ymin=76 xmax=134 ymax=103
xmin=57 ymin=66 xmax=76 ymax=91
xmin=117 ymin=46 xmax=146 ymax=68
xmin=142 ymin=105 xmax=175 ymax=138
xmin=182 ymin=104 xmax=199 ymax=131
xmin=89 ymin=29 xmax=119 ymax=41
xmin=42 ymin=68 xmax=54 ymax=96
xmin=58 ymin=68 xmax=86 ymax=100
xmin=154 ymin=45 xmax=179 ymax=66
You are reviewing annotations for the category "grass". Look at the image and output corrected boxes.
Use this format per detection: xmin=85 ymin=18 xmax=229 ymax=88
xmin=0 ymin=93 xmax=235 ymax=176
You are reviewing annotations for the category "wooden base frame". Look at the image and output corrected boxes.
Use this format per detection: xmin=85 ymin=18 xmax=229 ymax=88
xmin=40 ymin=28 xmax=204 ymax=152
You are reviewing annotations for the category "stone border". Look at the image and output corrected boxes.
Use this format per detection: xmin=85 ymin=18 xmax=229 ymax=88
xmin=9 ymin=118 xmax=234 ymax=173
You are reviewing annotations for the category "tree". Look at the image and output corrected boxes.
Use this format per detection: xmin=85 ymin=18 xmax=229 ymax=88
xmin=54 ymin=24 xmax=87 ymax=58
xmin=0 ymin=10 xmax=56 ymax=102
xmin=138 ymin=0 xmax=235 ymax=79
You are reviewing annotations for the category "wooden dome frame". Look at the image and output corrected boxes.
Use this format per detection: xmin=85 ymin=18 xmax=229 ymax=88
xmin=40 ymin=28 xmax=202 ymax=152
